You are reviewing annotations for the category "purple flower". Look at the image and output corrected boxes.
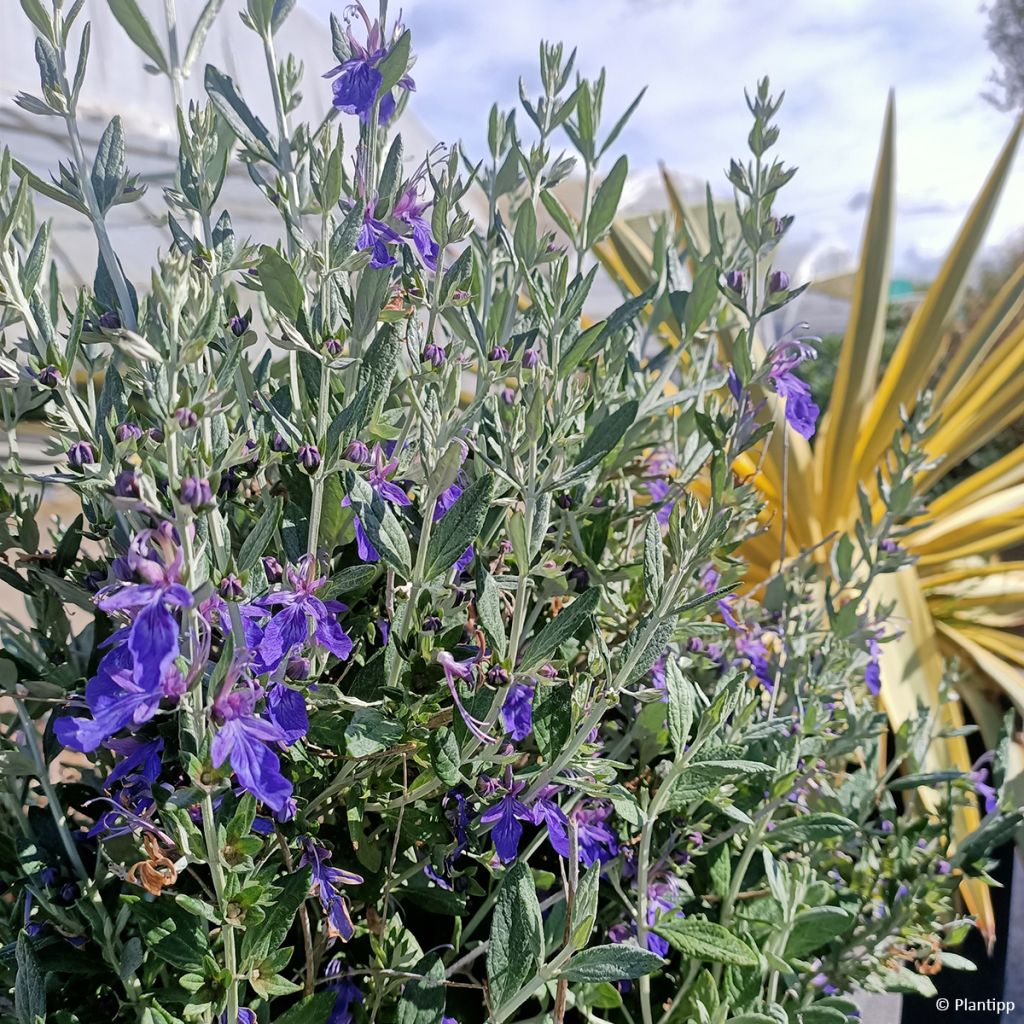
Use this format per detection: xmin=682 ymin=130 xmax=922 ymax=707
xmin=766 ymin=331 xmax=820 ymax=440
xmin=323 ymin=5 xmax=414 ymax=124
xmin=301 ymin=839 xmax=364 ymax=942
xmin=266 ymin=682 xmax=309 ymax=744
xmin=489 ymin=345 xmax=510 ymax=362
xmin=326 ymin=965 xmax=363 ymax=1024
xmin=768 ymin=269 xmax=790 ymax=293
xmin=437 ymin=651 xmax=495 ymax=745
xmin=970 ymin=753 xmax=999 ymax=815
xmin=174 ymin=406 xmax=198 ymax=429
xmin=212 ymin=683 xmax=297 ymax=813
xmin=480 ymin=780 xmax=532 ymax=863
xmin=227 ymin=314 xmax=249 ymax=337
xmin=219 ymin=574 xmax=244 ymax=601
xmin=725 ymin=269 xmax=745 ymax=295
xmin=54 ymin=642 xmax=182 ymax=753
xmin=501 ymin=683 xmax=534 ymax=741
xmin=574 ymin=802 xmax=619 ymax=867
xmin=523 ymin=348 xmax=541 ymax=369
xmin=393 ymin=178 xmax=439 ymax=270
xmin=98 ymin=310 xmax=121 ymax=330
xmin=256 ymin=556 xmax=353 ymax=671
xmin=357 ymin=204 xmax=403 ymax=268
xmin=96 ymin=525 xmax=193 ymax=693
xmin=865 ymin=635 xmax=881 ymax=696
xmin=343 ymin=444 xmax=410 ymax=562
xmin=38 ymin=364 xmax=61 ymax=388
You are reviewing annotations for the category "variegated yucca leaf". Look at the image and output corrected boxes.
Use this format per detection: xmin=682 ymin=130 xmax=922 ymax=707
xmin=597 ymin=101 xmax=1024 ymax=943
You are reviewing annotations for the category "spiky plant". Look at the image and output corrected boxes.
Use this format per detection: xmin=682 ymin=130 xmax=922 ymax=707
xmin=595 ymin=99 xmax=1024 ymax=940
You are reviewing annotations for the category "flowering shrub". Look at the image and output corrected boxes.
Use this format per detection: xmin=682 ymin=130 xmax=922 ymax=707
xmin=0 ymin=2 xmax=1019 ymax=1023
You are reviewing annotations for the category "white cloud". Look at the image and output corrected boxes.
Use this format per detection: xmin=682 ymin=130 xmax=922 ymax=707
xmin=308 ymin=0 xmax=1024 ymax=274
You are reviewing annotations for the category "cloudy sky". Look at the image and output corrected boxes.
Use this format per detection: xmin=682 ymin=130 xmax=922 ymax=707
xmin=308 ymin=0 xmax=1024 ymax=276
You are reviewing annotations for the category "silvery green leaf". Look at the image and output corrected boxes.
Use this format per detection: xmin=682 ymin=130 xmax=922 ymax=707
xmin=486 ymin=861 xmax=543 ymax=1008
xmin=643 ymin=513 xmax=664 ymax=604
xmin=784 ymin=907 xmax=854 ymax=959
xmin=205 ymin=64 xmax=276 ymax=161
xmin=378 ymin=30 xmax=412 ymax=95
xmin=15 ymin=932 xmax=45 ymax=1024
xmin=19 ymin=0 xmax=52 ymax=38
xmin=270 ymin=0 xmax=296 ymax=34
xmin=654 ymin=918 xmax=758 ymax=967
xmin=183 ymin=0 xmax=226 ymax=77
xmin=377 ymin=135 xmax=404 ymax=210
xmin=427 ymin=728 xmax=461 ymax=787
xmin=586 ymin=154 xmax=627 ymax=243
xmin=396 ymin=952 xmax=446 ymax=1024
xmin=520 ymin=586 xmax=600 ymax=671
xmin=236 ymin=501 xmax=281 ymax=573
xmin=424 ymin=474 xmax=493 ymax=579
xmin=560 ymin=400 xmax=638 ymax=484
xmin=107 ymin=0 xmax=169 ymax=75
xmin=475 ymin=565 xmax=507 ymax=660
xmin=533 ymin=683 xmax=571 ymax=761
xmin=258 ymin=244 xmax=303 ymax=319
xmin=328 ymin=324 xmax=399 ymax=447
xmin=765 ymin=814 xmax=857 ymax=847
xmin=345 ymin=707 xmax=403 ymax=758
xmin=665 ymin=658 xmax=694 ymax=757
xmin=560 ymin=943 xmax=663 ymax=983
xmin=570 ymin=862 xmax=600 ymax=949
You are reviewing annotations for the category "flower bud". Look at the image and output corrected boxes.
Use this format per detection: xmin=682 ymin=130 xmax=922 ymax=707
xmin=174 ymin=407 xmax=198 ymax=429
xmin=489 ymin=345 xmax=510 ymax=362
xmin=565 ymin=562 xmax=589 ymax=592
xmin=487 ymin=665 xmax=510 ymax=686
xmin=115 ymin=421 xmax=143 ymax=443
xmin=98 ymin=310 xmax=121 ymax=330
xmin=271 ymin=432 xmax=290 ymax=453
xmin=148 ymin=427 xmax=164 ymax=443
xmin=555 ymin=492 xmax=573 ymax=510
xmin=114 ymin=469 xmax=140 ymax=498
xmin=286 ymin=656 xmax=310 ymax=680
xmin=725 ymin=269 xmax=746 ymax=295
xmin=241 ymin=439 xmax=259 ymax=474
xmin=180 ymin=475 xmax=213 ymax=510
xmin=38 ymin=365 xmax=61 ymax=388
xmin=323 ymin=337 xmax=343 ymax=356
xmin=227 ymin=314 xmax=249 ymax=337
xmin=422 ymin=615 xmax=442 ymax=632
xmin=67 ymin=440 xmax=96 ymax=468
xmin=500 ymin=387 xmax=515 ymax=406
xmin=768 ymin=269 xmax=790 ymax=293
xmin=343 ymin=439 xmax=370 ymax=464
xmin=262 ymin=555 xmax=284 ymax=583
xmin=522 ymin=348 xmax=541 ymax=369
xmin=219 ymin=574 xmax=244 ymax=600
xmin=422 ymin=342 xmax=446 ymax=367
xmin=297 ymin=444 xmax=322 ymax=473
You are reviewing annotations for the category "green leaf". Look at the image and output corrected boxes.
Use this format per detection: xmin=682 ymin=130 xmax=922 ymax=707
xmin=258 ymin=244 xmax=303 ymax=320
xmin=766 ymin=814 xmax=857 ymax=847
xmin=486 ymin=861 xmax=544 ymax=1008
xmin=396 ymin=952 xmax=446 ymax=1024
xmin=107 ymin=0 xmax=169 ymax=74
xmin=273 ymin=992 xmax=337 ymax=1024
xmin=665 ymin=659 xmax=694 ymax=757
xmin=240 ymin=867 xmax=311 ymax=964
xmin=784 ymin=907 xmax=854 ymax=959
xmin=427 ymin=728 xmax=461 ymax=786
xmin=424 ymin=474 xmax=493 ymax=579
xmin=127 ymin=897 xmax=210 ymax=970
xmin=570 ymin=862 xmax=601 ymax=949
xmin=15 ymin=933 xmax=45 ymax=1024
xmin=654 ymin=918 xmax=758 ymax=967
xmin=205 ymin=64 xmax=276 ymax=162
xmin=587 ymin=155 xmax=628 ymax=243
xmin=329 ymin=324 xmax=400 ymax=443
xmin=533 ymin=684 xmax=572 ymax=761
xmin=794 ymin=1007 xmax=851 ymax=1024
xmin=562 ymin=401 xmax=638 ymax=483
xmin=344 ymin=471 xmax=412 ymax=577
xmin=19 ymin=0 xmax=52 ymax=39
xmin=475 ymin=565 xmax=507 ymax=660
xmin=521 ymin=586 xmax=601 ymax=671
xmin=236 ymin=500 xmax=281 ymax=574
xmin=182 ymin=0 xmax=226 ymax=76
xmin=345 ymin=707 xmax=403 ymax=758
xmin=643 ymin=513 xmax=664 ymax=604
xmin=561 ymin=943 xmax=663 ymax=983
xmin=377 ymin=29 xmax=411 ymax=94
xmin=91 ymin=116 xmax=125 ymax=212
